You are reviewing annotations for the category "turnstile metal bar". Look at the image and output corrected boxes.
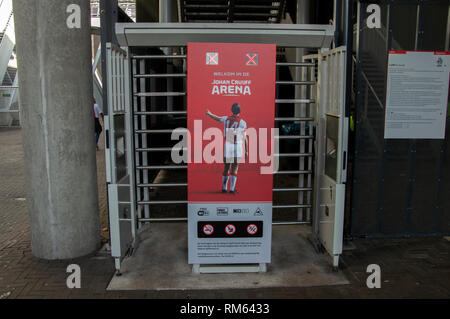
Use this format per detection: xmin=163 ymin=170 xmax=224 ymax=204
xmin=132 ymin=59 xmax=141 ymax=224
xmin=275 ymin=136 xmax=314 ymax=140
xmin=132 ymin=55 xmax=187 ymax=59
xmin=138 ymin=58 xmax=151 ymax=222
xmin=133 ymin=59 xmax=143 ymax=225
xmin=272 ymin=221 xmax=311 ymax=225
xmin=276 ymin=81 xmax=315 ymax=85
xmin=275 ymin=153 xmax=314 ymax=157
xmin=137 ymin=165 xmax=187 ymax=170
xmin=276 ymin=99 xmax=315 ymax=104
xmin=138 ymin=200 xmax=188 ymax=205
xmin=275 ymin=117 xmax=313 ymax=121
xmin=139 ymin=218 xmax=188 ymax=222
xmin=134 ymin=74 xmax=186 ymax=78
xmin=305 ymin=56 xmax=316 ymax=221
xmin=273 ymin=187 xmax=312 ymax=192
xmin=136 ymin=129 xmax=187 ymax=133
xmin=134 ymin=92 xmax=186 ymax=97
xmin=298 ymin=61 xmax=307 ymax=221
xmin=138 ymin=183 xmax=187 ymax=187
xmin=299 ymin=54 xmax=318 ymax=222
xmin=273 ymin=204 xmax=312 ymax=209
xmin=276 ymin=62 xmax=315 ymax=67
xmin=136 ymin=147 xmax=186 ymax=152
xmin=275 ymin=170 xmax=312 ymax=174
xmin=136 ymin=130 xmax=311 ymax=137
xmin=135 ymin=111 xmax=187 ymax=115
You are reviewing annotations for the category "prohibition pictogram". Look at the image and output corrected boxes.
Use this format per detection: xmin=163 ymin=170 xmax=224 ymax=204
xmin=203 ymin=224 xmax=214 ymax=235
xmin=206 ymin=52 xmax=219 ymax=65
xmin=225 ymin=224 xmax=236 ymax=235
xmin=246 ymin=53 xmax=258 ymax=66
xmin=247 ymin=224 xmax=258 ymax=235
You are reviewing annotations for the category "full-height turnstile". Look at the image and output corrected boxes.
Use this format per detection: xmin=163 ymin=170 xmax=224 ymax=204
xmin=105 ymin=23 xmax=348 ymax=273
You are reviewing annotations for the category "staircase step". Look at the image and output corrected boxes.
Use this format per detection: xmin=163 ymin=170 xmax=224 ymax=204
xmin=1 ymin=67 xmax=17 ymax=86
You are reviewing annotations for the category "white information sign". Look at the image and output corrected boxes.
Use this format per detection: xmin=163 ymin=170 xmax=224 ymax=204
xmin=385 ymin=51 xmax=450 ymax=139
xmin=188 ymin=203 xmax=272 ymax=264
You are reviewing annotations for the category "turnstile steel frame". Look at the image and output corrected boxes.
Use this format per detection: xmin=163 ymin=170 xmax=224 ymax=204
xmin=106 ymin=23 xmax=347 ymax=273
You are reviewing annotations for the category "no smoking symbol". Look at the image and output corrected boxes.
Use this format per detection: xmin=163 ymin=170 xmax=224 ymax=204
xmin=247 ymin=224 xmax=258 ymax=235
xmin=203 ymin=224 xmax=214 ymax=235
xmin=225 ymin=224 xmax=236 ymax=235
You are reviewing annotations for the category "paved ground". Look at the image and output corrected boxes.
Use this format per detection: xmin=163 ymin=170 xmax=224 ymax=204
xmin=0 ymin=127 xmax=449 ymax=299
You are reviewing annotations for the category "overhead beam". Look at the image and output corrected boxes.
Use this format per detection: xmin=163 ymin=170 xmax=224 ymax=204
xmin=116 ymin=23 xmax=334 ymax=48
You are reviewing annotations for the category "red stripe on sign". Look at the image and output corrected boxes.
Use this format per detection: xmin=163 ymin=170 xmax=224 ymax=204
xmin=389 ymin=50 xmax=407 ymax=54
xmin=434 ymin=51 xmax=450 ymax=55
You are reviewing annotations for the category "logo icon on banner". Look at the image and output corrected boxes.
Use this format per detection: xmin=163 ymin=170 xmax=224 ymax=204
xmin=225 ymin=224 xmax=236 ymax=235
xmin=246 ymin=53 xmax=258 ymax=66
xmin=247 ymin=224 xmax=258 ymax=235
xmin=217 ymin=207 xmax=228 ymax=216
xmin=206 ymin=52 xmax=219 ymax=65
xmin=233 ymin=208 xmax=249 ymax=214
xmin=254 ymin=208 xmax=263 ymax=216
xmin=197 ymin=208 xmax=210 ymax=216
xmin=203 ymin=224 xmax=214 ymax=235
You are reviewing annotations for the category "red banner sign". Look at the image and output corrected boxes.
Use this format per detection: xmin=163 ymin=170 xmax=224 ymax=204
xmin=187 ymin=42 xmax=276 ymax=265
xmin=187 ymin=42 xmax=276 ymax=203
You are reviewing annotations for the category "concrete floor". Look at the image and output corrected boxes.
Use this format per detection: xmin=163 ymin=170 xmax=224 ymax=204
xmin=108 ymin=223 xmax=349 ymax=290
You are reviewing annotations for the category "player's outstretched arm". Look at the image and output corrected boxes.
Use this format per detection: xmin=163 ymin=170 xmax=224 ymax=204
xmin=206 ymin=109 xmax=222 ymax=122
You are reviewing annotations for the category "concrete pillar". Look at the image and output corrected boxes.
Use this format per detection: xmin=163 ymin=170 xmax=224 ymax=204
xmin=13 ymin=0 xmax=100 ymax=259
